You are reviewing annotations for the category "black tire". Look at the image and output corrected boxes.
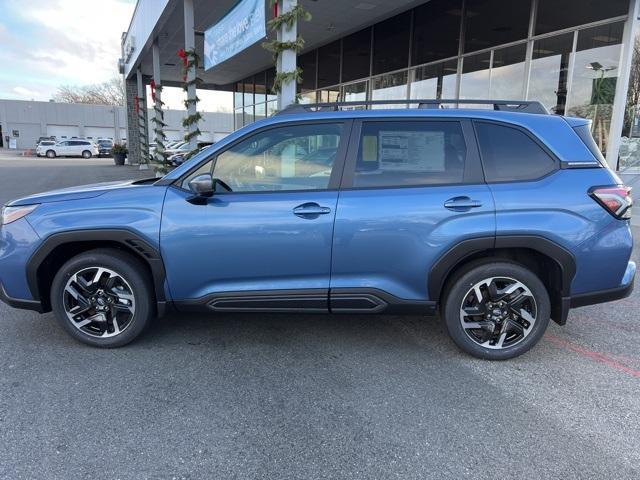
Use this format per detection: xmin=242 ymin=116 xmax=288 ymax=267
xmin=50 ymin=249 xmax=154 ymax=347
xmin=81 ymin=150 xmax=92 ymax=159
xmin=442 ymin=260 xmax=550 ymax=360
xmin=46 ymin=150 xmax=56 ymax=158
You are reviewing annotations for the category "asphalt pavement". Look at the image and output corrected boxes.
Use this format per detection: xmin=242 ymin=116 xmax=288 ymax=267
xmin=0 ymin=155 xmax=639 ymax=480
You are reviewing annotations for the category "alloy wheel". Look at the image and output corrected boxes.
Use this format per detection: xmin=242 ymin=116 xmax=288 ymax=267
xmin=63 ymin=267 xmax=136 ymax=338
xmin=459 ymin=276 xmax=537 ymax=349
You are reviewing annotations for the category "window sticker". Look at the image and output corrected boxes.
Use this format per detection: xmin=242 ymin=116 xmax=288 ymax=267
xmin=378 ymin=130 xmax=445 ymax=171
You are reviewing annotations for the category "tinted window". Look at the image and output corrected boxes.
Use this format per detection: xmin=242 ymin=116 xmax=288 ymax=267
xmin=317 ymin=40 xmax=340 ymax=88
xmin=298 ymin=52 xmax=317 ymax=92
xmin=373 ymin=12 xmax=410 ymax=75
xmin=464 ymin=0 xmax=530 ymax=53
xmin=342 ymin=27 xmax=371 ymax=82
xmin=475 ymin=122 xmax=557 ymax=182
xmin=412 ymin=0 xmax=462 ymax=65
xmin=184 ymin=123 xmax=344 ymax=192
xmin=353 ymin=121 xmax=467 ymax=188
xmin=536 ymin=0 xmax=628 ymax=35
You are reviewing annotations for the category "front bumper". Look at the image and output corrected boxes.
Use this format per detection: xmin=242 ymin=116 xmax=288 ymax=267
xmin=0 ymin=282 xmax=44 ymax=312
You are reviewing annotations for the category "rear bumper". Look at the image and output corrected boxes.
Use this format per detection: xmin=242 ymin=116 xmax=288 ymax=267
xmin=556 ymin=261 xmax=635 ymax=324
xmin=0 ymin=282 xmax=44 ymax=313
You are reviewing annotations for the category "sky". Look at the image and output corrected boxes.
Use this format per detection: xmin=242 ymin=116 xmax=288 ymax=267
xmin=0 ymin=0 xmax=231 ymax=111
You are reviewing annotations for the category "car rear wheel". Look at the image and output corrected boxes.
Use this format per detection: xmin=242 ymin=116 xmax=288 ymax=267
xmin=81 ymin=150 xmax=92 ymax=159
xmin=442 ymin=260 xmax=550 ymax=360
xmin=50 ymin=249 xmax=154 ymax=347
xmin=46 ymin=150 xmax=56 ymax=158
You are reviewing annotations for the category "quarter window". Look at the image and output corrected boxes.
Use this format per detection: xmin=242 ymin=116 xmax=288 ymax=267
xmin=475 ymin=122 xmax=557 ymax=182
xmin=352 ymin=121 xmax=467 ymax=188
xmin=183 ymin=123 xmax=344 ymax=192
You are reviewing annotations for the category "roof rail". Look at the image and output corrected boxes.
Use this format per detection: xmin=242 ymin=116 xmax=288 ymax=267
xmin=276 ymin=99 xmax=549 ymax=115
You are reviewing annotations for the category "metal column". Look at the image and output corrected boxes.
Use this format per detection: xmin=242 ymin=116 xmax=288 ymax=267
xmin=606 ymin=0 xmax=640 ymax=168
xmin=152 ymin=41 xmax=166 ymax=165
xmin=184 ymin=0 xmax=198 ymax=150
xmin=136 ymin=68 xmax=149 ymax=169
xmin=277 ymin=0 xmax=298 ymax=109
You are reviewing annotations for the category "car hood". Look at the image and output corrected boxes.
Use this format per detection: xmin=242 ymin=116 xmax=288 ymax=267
xmin=7 ymin=178 xmax=157 ymax=206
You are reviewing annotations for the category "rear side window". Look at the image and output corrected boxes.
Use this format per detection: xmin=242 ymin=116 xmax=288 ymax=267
xmin=573 ymin=124 xmax=606 ymax=166
xmin=475 ymin=122 xmax=557 ymax=182
xmin=353 ymin=121 xmax=467 ymax=188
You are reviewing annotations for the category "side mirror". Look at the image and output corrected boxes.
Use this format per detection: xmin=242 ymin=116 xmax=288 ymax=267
xmin=188 ymin=173 xmax=214 ymax=197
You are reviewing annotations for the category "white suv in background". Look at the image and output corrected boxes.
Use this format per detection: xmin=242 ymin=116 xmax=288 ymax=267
xmin=35 ymin=140 xmax=56 ymax=156
xmin=40 ymin=139 xmax=99 ymax=158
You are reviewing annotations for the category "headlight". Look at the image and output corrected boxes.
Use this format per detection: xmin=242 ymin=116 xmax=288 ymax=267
xmin=1 ymin=205 xmax=39 ymax=225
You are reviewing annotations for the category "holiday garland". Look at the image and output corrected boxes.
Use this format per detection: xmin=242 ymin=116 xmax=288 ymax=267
xmin=150 ymin=80 xmax=170 ymax=174
xmin=262 ymin=1 xmax=312 ymax=98
xmin=178 ymin=48 xmax=202 ymax=159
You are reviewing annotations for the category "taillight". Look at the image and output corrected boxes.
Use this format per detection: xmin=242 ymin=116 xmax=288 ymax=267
xmin=589 ymin=185 xmax=633 ymax=219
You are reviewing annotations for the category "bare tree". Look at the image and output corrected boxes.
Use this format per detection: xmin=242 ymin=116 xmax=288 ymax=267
xmin=624 ymin=36 xmax=640 ymax=136
xmin=54 ymin=77 xmax=125 ymax=106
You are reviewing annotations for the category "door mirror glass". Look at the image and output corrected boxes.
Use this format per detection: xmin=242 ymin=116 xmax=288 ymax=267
xmin=188 ymin=173 xmax=214 ymax=197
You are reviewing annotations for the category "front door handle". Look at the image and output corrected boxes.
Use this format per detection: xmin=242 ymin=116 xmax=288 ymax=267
xmin=293 ymin=202 xmax=332 ymax=217
xmin=444 ymin=196 xmax=483 ymax=211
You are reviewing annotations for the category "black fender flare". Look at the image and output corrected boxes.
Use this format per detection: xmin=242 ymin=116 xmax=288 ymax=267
xmin=27 ymin=229 xmax=167 ymax=314
xmin=428 ymin=235 xmax=576 ymax=302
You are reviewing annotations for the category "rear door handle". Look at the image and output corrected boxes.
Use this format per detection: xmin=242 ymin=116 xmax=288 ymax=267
xmin=444 ymin=196 xmax=483 ymax=211
xmin=293 ymin=202 xmax=332 ymax=217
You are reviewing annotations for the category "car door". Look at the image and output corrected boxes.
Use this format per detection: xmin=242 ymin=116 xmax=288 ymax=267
xmin=330 ymin=117 xmax=496 ymax=311
xmin=161 ymin=120 xmax=352 ymax=311
xmin=56 ymin=141 xmax=70 ymax=155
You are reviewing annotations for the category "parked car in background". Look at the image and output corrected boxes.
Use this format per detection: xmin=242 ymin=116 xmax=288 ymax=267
xmin=35 ymin=140 xmax=56 ymax=157
xmin=96 ymin=139 xmax=114 ymax=157
xmin=0 ymin=99 xmax=634 ymax=359
xmin=164 ymin=142 xmax=189 ymax=156
xmin=41 ymin=139 xmax=99 ymax=158
xmin=35 ymin=136 xmax=55 ymax=147
xmin=169 ymin=142 xmax=215 ymax=167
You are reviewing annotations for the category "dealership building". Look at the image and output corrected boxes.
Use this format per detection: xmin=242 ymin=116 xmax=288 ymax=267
xmin=121 ymin=0 xmax=639 ymax=168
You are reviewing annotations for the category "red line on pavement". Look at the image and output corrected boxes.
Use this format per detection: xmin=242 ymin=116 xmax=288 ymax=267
xmin=545 ymin=334 xmax=640 ymax=379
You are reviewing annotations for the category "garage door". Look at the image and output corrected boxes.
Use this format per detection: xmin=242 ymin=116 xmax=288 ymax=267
xmin=84 ymin=126 xmax=115 ymax=140
xmin=47 ymin=125 xmax=79 ymax=140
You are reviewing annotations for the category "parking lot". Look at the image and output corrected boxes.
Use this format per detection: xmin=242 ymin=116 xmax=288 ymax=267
xmin=0 ymin=155 xmax=639 ymax=479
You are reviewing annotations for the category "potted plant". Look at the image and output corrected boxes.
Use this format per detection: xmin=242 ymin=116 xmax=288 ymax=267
xmin=112 ymin=143 xmax=127 ymax=165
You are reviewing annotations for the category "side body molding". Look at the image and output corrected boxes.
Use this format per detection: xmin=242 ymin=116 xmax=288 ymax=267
xmin=26 ymin=229 xmax=167 ymax=314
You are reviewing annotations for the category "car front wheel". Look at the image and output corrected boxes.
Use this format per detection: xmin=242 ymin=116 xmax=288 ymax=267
xmin=46 ymin=150 xmax=56 ymax=158
xmin=50 ymin=249 xmax=154 ymax=347
xmin=81 ymin=150 xmax=92 ymax=158
xmin=442 ymin=260 xmax=550 ymax=360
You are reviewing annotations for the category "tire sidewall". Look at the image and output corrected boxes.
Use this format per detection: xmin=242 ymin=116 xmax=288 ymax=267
xmin=50 ymin=250 xmax=153 ymax=347
xmin=443 ymin=261 xmax=550 ymax=360
xmin=82 ymin=150 xmax=91 ymax=158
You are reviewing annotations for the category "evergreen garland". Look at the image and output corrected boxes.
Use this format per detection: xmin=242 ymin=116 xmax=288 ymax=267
xmin=262 ymin=1 xmax=312 ymax=99
xmin=178 ymin=48 xmax=202 ymax=158
xmin=151 ymin=84 xmax=170 ymax=174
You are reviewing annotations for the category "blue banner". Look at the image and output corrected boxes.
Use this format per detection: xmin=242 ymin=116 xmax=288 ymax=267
xmin=204 ymin=0 xmax=266 ymax=70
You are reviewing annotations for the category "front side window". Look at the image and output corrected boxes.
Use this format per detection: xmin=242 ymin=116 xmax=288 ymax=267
xmin=475 ymin=122 xmax=557 ymax=182
xmin=352 ymin=121 xmax=467 ymax=188
xmin=183 ymin=123 xmax=344 ymax=192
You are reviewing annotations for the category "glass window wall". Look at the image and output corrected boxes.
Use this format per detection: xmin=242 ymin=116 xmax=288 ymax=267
xmin=373 ymin=12 xmax=410 ymax=75
xmin=342 ymin=28 xmax=371 ymax=82
xmin=410 ymin=60 xmax=458 ymax=99
xmin=464 ymin=0 xmax=530 ymax=53
xmin=460 ymin=52 xmax=491 ymax=99
xmin=489 ymin=43 xmax=527 ymax=100
xmin=528 ymin=33 xmax=574 ymax=115
xmin=412 ymin=0 xmax=462 ymax=66
xmin=318 ymin=40 xmax=341 ymax=88
xmin=536 ymin=0 xmax=628 ymax=35
xmin=567 ymin=22 xmax=624 ymax=153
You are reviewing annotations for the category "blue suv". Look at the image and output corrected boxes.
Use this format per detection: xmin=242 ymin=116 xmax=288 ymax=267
xmin=0 ymin=100 xmax=634 ymax=359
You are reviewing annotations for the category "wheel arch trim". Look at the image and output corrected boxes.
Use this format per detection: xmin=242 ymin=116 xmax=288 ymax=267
xmin=428 ymin=235 xmax=577 ymax=301
xmin=26 ymin=229 xmax=167 ymax=313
